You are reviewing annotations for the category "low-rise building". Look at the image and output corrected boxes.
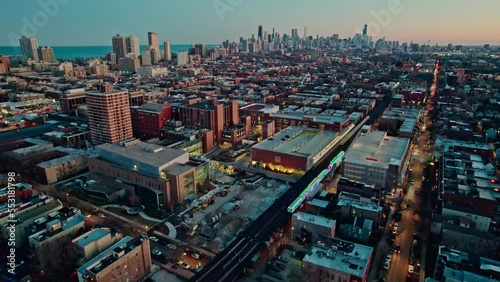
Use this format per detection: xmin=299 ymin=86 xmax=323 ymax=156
xmin=434 ymin=245 xmax=500 ymax=281
xmin=338 ymin=216 xmax=373 ymax=243
xmin=72 ymin=228 xmax=124 ymax=263
xmin=251 ymin=126 xmax=340 ymax=173
xmin=77 ymin=235 xmax=151 ymax=282
xmin=336 ymin=197 xmax=383 ymax=225
xmin=0 ymin=195 xmax=63 ymax=247
xmin=28 ymin=208 xmax=89 ymax=270
xmin=302 ymin=238 xmax=373 ymax=282
xmin=441 ymin=221 xmax=500 ymax=259
xmin=292 ymin=212 xmax=336 ymax=243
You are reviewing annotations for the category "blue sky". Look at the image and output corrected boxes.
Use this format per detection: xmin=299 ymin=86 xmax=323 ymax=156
xmin=1 ymin=0 xmax=499 ymax=46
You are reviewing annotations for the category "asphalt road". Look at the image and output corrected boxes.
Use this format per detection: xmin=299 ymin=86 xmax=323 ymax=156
xmin=192 ymin=95 xmax=391 ymax=282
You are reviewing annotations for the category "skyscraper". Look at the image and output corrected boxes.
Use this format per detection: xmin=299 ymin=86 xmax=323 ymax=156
xmin=304 ymin=27 xmax=307 ymax=39
xmin=126 ymin=35 xmax=140 ymax=56
xmin=19 ymin=36 xmax=39 ymax=60
xmin=163 ymin=41 xmax=171 ymax=60
xmin=177 ymin=51 xmax=188 ymax=66
xmin=141 ymin=50 xmax=152 ymax=66
xmin=258 ymin=25 xmax=263 ymax=40
xmin=363 ymin=24 xmax=368 ymax=36
xmin=112 ymin=34 xmax=127 ymax=59
xmin=148 ymin=32 xmax=159 ymax=52
xmin=86 ymin=85 xmax=133 ymax=145
xmin=37 ymin=46 xmax=55 ymax=63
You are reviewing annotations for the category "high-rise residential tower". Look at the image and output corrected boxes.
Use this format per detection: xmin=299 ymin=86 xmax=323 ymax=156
xmin=258 ymin=25 xmax=263 ymax=40
xmin=86 ymin=85 xmax=133 ymax=145
xmin=19 ymin=36 xmax=39 ymax=60
xmin=148 ymin=32 xmax=159 ymax=52
xmin=163 ymin=41 xmax=171 ymax=60
xmin=112 ymin=34 xmax=127 ymax=59
xmin=37 ymin=46 xmax=55 ymax=63
xmin=126 ymin=34 xmax=140 ymax=56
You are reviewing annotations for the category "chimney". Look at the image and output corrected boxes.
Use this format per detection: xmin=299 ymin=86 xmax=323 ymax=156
xmin=101 ymin=84 xmax=113 ymax=93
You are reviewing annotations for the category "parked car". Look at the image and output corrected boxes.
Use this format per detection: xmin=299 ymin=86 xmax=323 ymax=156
xmin=191 ymin=253 xmax=200 ymax=259
xmin=152 ymin=249 xmax=161 ymax=256
xmin=383 ymin=261 xmax=390 ymax=270
xmin=385 ymin=254 xmax=392 ymax=263
xmin=149 ymin=236 xmax=159 ymax=242
xmin=178 ymin=262 xmax=190 ymax=270
xmin=276 ymin=255 xmax=288 ymax=263
xmin=408 ymin=265 xmax=414 ymax=274
xmin=274 ymin=262 xmax=286 ymax=270
xmin=167 ymin=244 xmax=177 ymax=250
xmin=269 ymin=264 xmax=281 ymax=272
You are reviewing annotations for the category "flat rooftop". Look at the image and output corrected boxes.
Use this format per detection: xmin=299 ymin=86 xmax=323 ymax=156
xmin=337 ymin=199 xmax=383 ymax=213
xmin=36 ymin=147 xmax=86 ymax=168
xmin=303 ymin=238 xmax=372 ymax=278
xmin=74 ymin=228 xmax=110 ymax=248
xmin=344 ymin=131 xmax=409 ymax=169
xmin=293 ymin=212 xmax=335 ymax=229
xmin=96 ymin=140 xmax=188 ymax=177
xmin=436 ymin=136 xmax=490 ymax=151
xmin=77 ymin=236 xmax=133 ymax=275
xmin=252 ymin=126 xmax=338 ymax=158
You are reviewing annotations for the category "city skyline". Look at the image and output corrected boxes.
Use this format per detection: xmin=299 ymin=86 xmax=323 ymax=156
xmin=1 ymin=0 xmax=500 ymax=47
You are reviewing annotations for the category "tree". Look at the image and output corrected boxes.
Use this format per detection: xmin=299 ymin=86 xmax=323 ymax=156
xmin=128 ymin=193 xmax=141 ymax=206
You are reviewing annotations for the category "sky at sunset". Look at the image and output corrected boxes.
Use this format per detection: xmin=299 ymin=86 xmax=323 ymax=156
xmin=1 ymin=0 xmax=499 ymax=46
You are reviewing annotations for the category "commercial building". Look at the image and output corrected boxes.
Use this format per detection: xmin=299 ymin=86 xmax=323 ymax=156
xmin=267 ymin=109 xmax=351 ymax=132
xmin=86 ymin=85 xmax=133 ymax=145
xmin=251 ymin=126 xmax=340 ymax=173
xmin=19 ymin=36 xmax=39 ymax=60
xmin=88 ymin=139 xmax=198 ymax=208
xmin=302 ymin=237 xmax=373 ymax=282
xmin=131 ymin=103 xmax=172 ymax=140
xmin=292 ymin=212 xmax=336 ymax=243
xmin=343 ymin=130 xmax=410 ymax=190
xmin=72 ymin=228 xmax=124 ymax=263
xmin=76 ymin=236 xmax=151 ymax=282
